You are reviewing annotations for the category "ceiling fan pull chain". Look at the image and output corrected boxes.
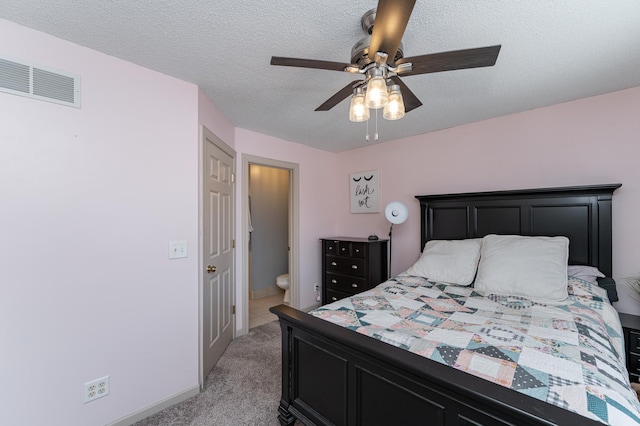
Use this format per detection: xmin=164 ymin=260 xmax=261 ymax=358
xmin=365 ymin=118 xmax=369 ymax=141
xmin=375 ymin=109 xmax=379 ymax=141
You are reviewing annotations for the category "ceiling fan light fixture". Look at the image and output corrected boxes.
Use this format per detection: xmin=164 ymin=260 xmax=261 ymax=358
xmin=383 ymin=84 xmax=405 ymax=120
xmin=349 ymin=87 xmax=370 ymax=122
xmin=271 ymin=3 xmax=501 ymax=131
xmin=365 ymin=68 xmax=389 ymax=109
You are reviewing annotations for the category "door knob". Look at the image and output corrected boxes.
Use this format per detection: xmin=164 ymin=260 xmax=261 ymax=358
xmin=206 ymin=265 xmax=217 ymax=273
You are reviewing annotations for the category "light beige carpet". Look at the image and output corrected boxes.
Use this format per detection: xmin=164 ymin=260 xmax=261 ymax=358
xmin=135 ymin=321 xmax=282 ymax=426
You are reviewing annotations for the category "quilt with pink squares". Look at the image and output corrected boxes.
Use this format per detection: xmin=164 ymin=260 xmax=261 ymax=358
xmin=310 ymin=275 xmax=640 ymax=425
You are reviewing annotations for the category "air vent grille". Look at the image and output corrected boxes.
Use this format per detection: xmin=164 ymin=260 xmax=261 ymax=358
xmin=0 ymin=55 xmax=80 ymax=108
xmin=0 ymin=58 xmax=30 ymax=93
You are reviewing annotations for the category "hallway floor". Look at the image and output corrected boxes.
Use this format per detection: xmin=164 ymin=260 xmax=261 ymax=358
xmin=249 ymin=292 xmax=285 ymax=329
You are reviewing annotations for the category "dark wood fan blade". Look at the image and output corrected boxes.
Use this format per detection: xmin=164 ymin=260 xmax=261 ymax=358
xmin=315 ymin=80 xmax=365 ymax=111
xmin=396 ymin=45 xmax=501 ymax=76
xmin=270 ymin=56 xmax=353 ymax=72
xmin=368 ymin=0 xmax=416 ymax=63
xmin=389 ymin=76 xmax=422 ymax=112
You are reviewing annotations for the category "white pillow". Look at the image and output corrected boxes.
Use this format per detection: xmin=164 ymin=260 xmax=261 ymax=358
xmin=405 ymin=239 xmax=482 ymax=286
xmin=567 ymin=265 xmax=605 ymax=283
xmin=475 ymin=234 xmax=569 ymax=303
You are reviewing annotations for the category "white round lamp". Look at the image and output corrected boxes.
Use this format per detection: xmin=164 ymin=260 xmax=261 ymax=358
xmin=385 ymin=201 xmax=408 ymax=278
xmin=385 ymin=201 xmax=408 ymax=225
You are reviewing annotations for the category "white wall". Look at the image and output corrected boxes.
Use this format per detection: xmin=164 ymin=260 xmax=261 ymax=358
xmin=0 ymin=20 xmax=201 ymax=425
xmin=334 ymin=86 xmax=640 ymax=315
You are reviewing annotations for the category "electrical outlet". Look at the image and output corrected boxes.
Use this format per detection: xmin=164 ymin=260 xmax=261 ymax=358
xmin=314 ymin=284 xmax=319 ymax=292
xmin=84 ymin=376 xmax=109 ymax=403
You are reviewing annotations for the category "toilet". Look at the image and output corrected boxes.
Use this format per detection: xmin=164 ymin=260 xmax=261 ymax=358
xmin=276 ymin=273 xmax=290 ymax=303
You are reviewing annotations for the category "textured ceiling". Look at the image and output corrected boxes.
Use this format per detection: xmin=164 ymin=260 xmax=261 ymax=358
xmin=1 ymin=1 xmax=640 ymax=152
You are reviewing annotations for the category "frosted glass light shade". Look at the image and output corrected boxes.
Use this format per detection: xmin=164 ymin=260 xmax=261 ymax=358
xmin=365 ymin=76 xmax=389 ymax=109
xmin=349 ymin=89 xmax=370 ymax=122
xmin=383 ymin=85 xmax=405 ymax=120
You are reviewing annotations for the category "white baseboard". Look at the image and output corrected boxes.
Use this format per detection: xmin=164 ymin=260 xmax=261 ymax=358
xmin=266 ymin=285 xmax=283 ymax=296
xmin=301 ymin=302 xmax=321 ymax=312
xmin=251 ymin=285 xmax=283 ymax=300
xmin=106 ymin=385 xmax=200 ymax=426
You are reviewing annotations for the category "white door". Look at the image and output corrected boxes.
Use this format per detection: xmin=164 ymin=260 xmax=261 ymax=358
xmin=202 ymin=126 xmax=235 ymax=379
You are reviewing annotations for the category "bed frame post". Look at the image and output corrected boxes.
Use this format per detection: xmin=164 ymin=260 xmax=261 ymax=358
xmin=277 ymin=402 xmax=295 ymax=426
xmin=276 ymin=320 xmax=296 ymax=425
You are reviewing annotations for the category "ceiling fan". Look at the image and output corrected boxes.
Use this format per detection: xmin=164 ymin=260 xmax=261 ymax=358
xmin=270 ymin=0 xmax=501 ymax=122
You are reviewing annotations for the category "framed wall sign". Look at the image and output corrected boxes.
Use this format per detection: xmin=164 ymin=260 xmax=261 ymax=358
xmin=350 ymin=170 xmax=379 ymax=213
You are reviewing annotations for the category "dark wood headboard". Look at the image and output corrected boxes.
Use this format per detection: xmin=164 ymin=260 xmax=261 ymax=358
xmin=415 ymin=184 xmax=621 ymax=278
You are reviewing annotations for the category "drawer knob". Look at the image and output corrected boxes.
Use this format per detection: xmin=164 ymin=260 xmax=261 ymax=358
xmin=355 ymin=249 xmax=360 ymax=253
xmin=331 ymin=262 xmax=337 ymax=266
xmin=331 ymin=279 xmax=337 ymax=284
xmin=331 ymin=297 xmax=337 ymax=301
xmin=351 ymin=265 xmax=358 ymax=269
xmin=341 ymin=247 xmax=346 ymax=251
xmin=351 ymin=283 xmax=358 ymax=288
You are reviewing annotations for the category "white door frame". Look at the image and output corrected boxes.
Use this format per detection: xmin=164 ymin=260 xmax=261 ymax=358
xmin=241 ymin=154 xmax=299 ymax=336
xmin=198 ymin=125 xmax=236 ymax=386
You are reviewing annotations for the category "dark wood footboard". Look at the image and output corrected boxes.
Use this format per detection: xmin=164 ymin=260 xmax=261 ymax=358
xmin=270 ymin=304 xmax=601 ymax=426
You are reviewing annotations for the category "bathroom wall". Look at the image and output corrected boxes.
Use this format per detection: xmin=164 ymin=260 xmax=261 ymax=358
xmin=249 ymin=164 xmax=290 ymax=294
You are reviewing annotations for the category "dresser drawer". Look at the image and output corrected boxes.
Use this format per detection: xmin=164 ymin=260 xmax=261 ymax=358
xmin=338 ymin=241 xmax=350 ymax=256
xmin=325 ymin=289 xmax=350 ymax=304
xmin=629 ymin=352 xmax=640 ymax=375
xmin=326 ymin=273 xmax=366 ymax=294
xmin=326 ymin=256 xmax=366 ymax=277
xmin=630 ymin=330 xmax=640 ymax=352
xmin=351 ymin=242 xmax=366 ymax=258
xmin=325 ymin=240 xmax=339 ymax=255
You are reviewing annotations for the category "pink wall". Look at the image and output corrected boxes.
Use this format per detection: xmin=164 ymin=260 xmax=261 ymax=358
xmin=335 ymin=86 xmax=640 ymax=315
xmin=1 ymin=20 xmax=200 ymax=425
xmin=198 ymin=90 xmax=235 ymax=148
xmin=0 ymin=19 xmax=337 ymax=425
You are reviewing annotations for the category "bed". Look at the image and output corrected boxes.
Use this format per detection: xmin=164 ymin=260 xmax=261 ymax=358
xmin=270 ymin=183 xmax=640 ymax=425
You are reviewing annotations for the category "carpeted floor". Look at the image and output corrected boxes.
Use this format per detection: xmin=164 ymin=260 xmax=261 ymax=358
xmin=134 ymin=321 xmax=283 ymax=426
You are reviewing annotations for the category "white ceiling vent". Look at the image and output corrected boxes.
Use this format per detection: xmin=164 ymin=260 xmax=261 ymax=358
xmin=0 ymin=55 xmax=81 ymax=108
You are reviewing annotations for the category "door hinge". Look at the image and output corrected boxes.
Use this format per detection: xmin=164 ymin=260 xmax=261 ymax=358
xmin=232 ymin=239 xmax=235 ymax=249
xmin=231 ymin=172 xmax=235 ymax=183
xmin=232 ymin=305 xmax=236 ymax=315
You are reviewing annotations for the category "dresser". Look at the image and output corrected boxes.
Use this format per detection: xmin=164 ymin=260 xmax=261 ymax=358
xmin=321 ymin=237 xmax=388 ymax=305
xmin=619 ymin=312 xmax=640 ymax=383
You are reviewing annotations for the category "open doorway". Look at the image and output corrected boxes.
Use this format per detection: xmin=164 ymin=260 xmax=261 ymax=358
xmin=248 ymin=164 xmax=289 ymax=328
xmin=241 ymin=155 xmax=299 ymax=335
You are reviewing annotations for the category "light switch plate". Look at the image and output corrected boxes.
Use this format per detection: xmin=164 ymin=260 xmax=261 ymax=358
xmin=169 ymin=240 xmax=188 ymax=259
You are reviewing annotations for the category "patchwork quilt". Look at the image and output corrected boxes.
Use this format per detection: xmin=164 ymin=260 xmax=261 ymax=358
xmin=310 ymin=275 xmax=640 ymax=425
